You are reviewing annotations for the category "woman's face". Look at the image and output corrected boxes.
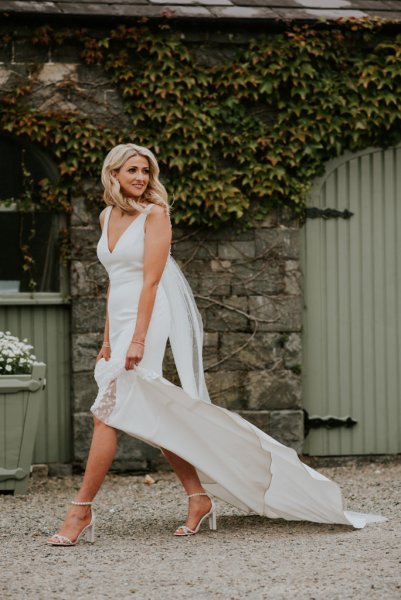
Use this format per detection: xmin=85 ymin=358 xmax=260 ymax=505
xmin=113 ymin=155 xmax=150 ymax=199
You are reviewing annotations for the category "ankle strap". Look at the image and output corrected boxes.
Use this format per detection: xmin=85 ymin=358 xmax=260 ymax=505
xmin=70 ymin=500 xmax=93 ymax=506
xmin=187 ymin=492 xmax=208 ymax=498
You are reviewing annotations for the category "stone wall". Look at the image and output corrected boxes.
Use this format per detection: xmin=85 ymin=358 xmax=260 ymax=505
xmin=71 ymin=197 xmax=303 ymax=471
xmin=0 ymin=22 xmax=304 ymax=471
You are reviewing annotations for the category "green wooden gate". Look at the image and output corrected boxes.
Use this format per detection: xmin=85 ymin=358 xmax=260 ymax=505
xmin=301 ymin=145 xmax=401 ymax=455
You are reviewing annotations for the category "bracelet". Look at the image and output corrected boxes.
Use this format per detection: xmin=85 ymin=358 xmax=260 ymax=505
xmin=102 ymin=342 xmax=111 ymax=348
xmin=130 ymin=340 xmax=145 ymax=346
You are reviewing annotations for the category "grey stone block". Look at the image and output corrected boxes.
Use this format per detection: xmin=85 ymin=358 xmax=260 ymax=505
xmin=248 ymin=295 xmax=302 ymax=332
xmin=237 ymin=409 xmax=304 ymax=452
xmin=205 ymin=295 xmax=250 ymax=332
xmin=284 ymin=259 xmax=302 ymax=295
xmin=71 ymin=194 xmax=102 ymax=227
xmin=13 ymin=39 xmax=50 ymax=63
xmin=70 ymin=226 xmax=100 ymax=260
xmin=197 ymin=272 xmax=232 ymax=296
xmin=72 ymin=297 xmax=107 ymax=333
xmin=270 ymin=410 xmax=304 ymax=453
xmin=72 ymin=333 xmax=102 ymax=372
xmin=70 ymin=260 xmax=108 ymax=297
xmin=255 ymin=229 xmax=300 ymax=259
xmin=73 ymin=413 xmax=149 ymax=471
xmin=283 ymin=332 xmax=302 ymax=371
xmin=172 ymin=239 xmax=218 ymax=260
xmin=72 ymin=371 xmax=98 ymax=412
xmin=231 ymin=258 xmax=285 ymax=295
xmin=247 ymin=369 xmax=301 ymax=410
xmin=218 ymin=240 xmax=256 ymax=260
xmin=0 ymin=65 xmax=29 ymax=92
xmin=205 ymin=370 xmax=248 ymax=409
xmin=219 ymin=332 xmax=285 ymax=370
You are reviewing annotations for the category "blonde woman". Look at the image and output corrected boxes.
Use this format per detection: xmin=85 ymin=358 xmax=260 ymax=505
xmin=47 ymin=144 xmax=386 ymax=546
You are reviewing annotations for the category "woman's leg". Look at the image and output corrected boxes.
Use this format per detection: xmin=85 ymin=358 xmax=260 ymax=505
xmin=161 ymin=448 xmax=212 ymax=532
xmin=48 ymin=416 xmax=118 ymax=543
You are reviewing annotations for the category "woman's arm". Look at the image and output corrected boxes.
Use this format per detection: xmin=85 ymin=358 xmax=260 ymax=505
xmin=125 ymin=205 xmax=172 ymax=370
xmin=96 ymin=208 xmax=111 ymax=363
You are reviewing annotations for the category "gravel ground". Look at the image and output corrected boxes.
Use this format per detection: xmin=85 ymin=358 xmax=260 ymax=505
xmin=1 ymin=459 xmax=400 ymax=600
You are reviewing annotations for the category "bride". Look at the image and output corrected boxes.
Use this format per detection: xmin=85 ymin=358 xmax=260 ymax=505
xmin=47 ymin=143 xmax=387 ymax=546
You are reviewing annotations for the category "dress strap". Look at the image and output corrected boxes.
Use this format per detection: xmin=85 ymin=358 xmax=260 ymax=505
xmin=103 ymin=206 xmax=113 ymax=234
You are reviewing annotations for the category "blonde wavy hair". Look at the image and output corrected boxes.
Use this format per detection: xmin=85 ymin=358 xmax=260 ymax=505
xmin=101 ymin=143 xmax=170 ymax=215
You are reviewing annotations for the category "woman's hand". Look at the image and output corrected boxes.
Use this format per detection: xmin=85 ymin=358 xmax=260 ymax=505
xmin=96 ymin=344 xmax=111 ymax=364
xmin=125 ymin=341 xmax=144 ymax=370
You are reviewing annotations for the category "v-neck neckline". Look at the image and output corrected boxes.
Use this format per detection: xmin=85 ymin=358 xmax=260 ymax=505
xmin=106 ymin=205 xmax=147 ymax=254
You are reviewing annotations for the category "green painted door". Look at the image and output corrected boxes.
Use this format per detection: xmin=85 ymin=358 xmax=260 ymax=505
xmin=301 ymin=145 xmax=401 ymax=455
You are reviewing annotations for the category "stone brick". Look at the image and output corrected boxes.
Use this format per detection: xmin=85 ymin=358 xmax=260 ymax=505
xmin=248 ymin=295 xmax=302 ymax=332
xmin=284 ymin=259 xmax=302 ymax=295
xmin=70 ymin=226 xmax=100 ymax=260
xmin=210 ymin=259 xmax=232 ymax=272
xmin=71 ymin=195 xmax=101 ymax=227
xmin=72 ymin=371 xmax=98 ymax=412
xmin=13 ymin=38 xmax=50 ymax=63
xmin=257 ymin=210 xmax=279 ymax=229
xmin=255 ymin=229 xmax=300 ymax=259
xmin=72 ymin=297 xmax=106 ymax=333
xmin=70 ymin=260 xmax=108 ymax=297
xmin=247 ymin=369 xmax=301 ymax=410
xmin=218 ymin=240 xmax=256 ymax=260
xmin=231 ymin=258 xmax=284 ymax=295
xmin=51 ymin=41 xmax=82 ymax=63
xmin=282 ymin=332 xmax=302 ymax=371
xmin=0 ymin=40 xmax=12 ymax=63
xmin=205 ymin=370 xmax=248 ymax=409
xmin=72 ymin=333 xmax=102 ymax=372
xmin=0 ymin=65 xmax=29 ymax=92
xmin=205 ymin=295 xmax=250 ymax=332
xmin=73 ymin=414 xmax=149 ymax=470
xmin=36 ymin=63 xmax=78 ymax=85
xmin=219 ymin=332 xmax=285 ymax=370
xmin=270 ymin=410 xmax=304 ymax=453
xmin=197 ymin=271 xmax=232 ymax=296
xmin=237 ymin=409 xmax=304 ymax=452
xmin=172 ymin=239 xmax=218 ymax=260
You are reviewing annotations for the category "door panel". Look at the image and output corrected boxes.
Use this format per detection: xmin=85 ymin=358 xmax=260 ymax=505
xmin=301 ymin=146 xmax=401 ymax=455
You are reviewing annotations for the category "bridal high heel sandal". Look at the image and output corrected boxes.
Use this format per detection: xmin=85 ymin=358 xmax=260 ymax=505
xmin=47 ymin=500 xmax=96 ymax=546
xmin=174 ymin=492 xmax=217 ymax=536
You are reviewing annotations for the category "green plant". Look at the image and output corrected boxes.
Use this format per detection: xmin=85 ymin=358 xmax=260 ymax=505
xmin=1 ymin=17 xmax=401 ymax=230
xmin=0 ymin=331 xmax=38 ymax=375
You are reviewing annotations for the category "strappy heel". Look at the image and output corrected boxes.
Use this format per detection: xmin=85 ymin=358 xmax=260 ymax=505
xmin=47 ymin=500 xmax=96 ymax=546
xmin=174 ymin=492 xmax=217 ymax=536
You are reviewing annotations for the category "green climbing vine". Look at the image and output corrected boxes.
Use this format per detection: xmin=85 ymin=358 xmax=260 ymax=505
xmin=1 ymin=16 xmax=401 ymax=228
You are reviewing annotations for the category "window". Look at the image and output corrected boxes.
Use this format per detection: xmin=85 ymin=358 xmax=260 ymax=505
xmin=0 ymin=134 xmax=65 ymax=296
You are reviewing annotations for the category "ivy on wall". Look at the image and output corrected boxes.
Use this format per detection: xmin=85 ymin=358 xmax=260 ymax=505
xmin=1 ymin=17 xmax=401 ymax=228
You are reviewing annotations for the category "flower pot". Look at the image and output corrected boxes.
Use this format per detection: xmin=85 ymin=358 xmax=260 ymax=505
xmin=0 ymin=362 xmax=46 ymax=495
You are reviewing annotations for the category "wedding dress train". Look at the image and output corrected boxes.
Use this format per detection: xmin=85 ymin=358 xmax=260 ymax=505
xmin=90 ymin=204 xmax=387 ymax=529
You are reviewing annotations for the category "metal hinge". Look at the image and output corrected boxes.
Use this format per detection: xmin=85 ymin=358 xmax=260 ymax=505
xmin=306 ymin=207 xmax=354 ymax=220
xmin=303 ymin=409 xmax=358 ymax=436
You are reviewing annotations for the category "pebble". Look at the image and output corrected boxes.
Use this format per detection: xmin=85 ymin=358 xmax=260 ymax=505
xmin=0 ymin=461 xmax=400 ymax=599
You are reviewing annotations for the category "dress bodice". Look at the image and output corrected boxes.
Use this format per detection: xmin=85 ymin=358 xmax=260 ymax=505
xmin=97 ymin=204 xmax=154 ymax=284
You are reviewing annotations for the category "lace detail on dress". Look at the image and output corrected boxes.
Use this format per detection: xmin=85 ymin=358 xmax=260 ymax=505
xmin=92 ymin=378 xmax=117 ymax=422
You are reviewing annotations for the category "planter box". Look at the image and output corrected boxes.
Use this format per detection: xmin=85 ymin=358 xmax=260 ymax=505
xmin=0 ymin=362 xmax=46 ymax=495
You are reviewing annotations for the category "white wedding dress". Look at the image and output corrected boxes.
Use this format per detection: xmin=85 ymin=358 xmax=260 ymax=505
xmin=91 ymin=204 xmax=387 ymax=529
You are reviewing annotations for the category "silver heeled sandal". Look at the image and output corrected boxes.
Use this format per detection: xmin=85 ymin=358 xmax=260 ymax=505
xmin=47 ymin=500 xmax=96 ymax=546
xmin=174 ymin=492 xmax=217 ymax=536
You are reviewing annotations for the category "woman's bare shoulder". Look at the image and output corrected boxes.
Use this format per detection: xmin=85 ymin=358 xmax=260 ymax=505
xmin=146 ymin=203 xmax=171 ymax=228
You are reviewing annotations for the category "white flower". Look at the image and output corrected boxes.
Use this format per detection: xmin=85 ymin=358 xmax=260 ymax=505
xmin=5 ymin=364 xmax=12 ymax=372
